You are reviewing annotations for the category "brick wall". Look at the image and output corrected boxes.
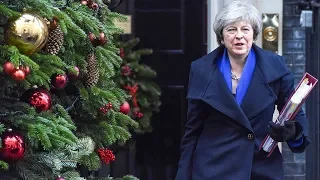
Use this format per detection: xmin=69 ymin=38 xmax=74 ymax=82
xmin=282 ymin=0 xmax=306 ymax=180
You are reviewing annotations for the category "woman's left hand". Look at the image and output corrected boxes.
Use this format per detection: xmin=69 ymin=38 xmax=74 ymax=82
xmin=267 ymin=121 xmax=297 ymax=142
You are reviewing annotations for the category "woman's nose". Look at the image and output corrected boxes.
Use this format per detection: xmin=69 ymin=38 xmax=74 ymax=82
xmin=235 ymin=30 xmax=244 ymax=39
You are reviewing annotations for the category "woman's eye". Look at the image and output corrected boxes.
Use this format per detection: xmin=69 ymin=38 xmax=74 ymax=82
xmin=227 ymin=28 xmax=235 ymax=32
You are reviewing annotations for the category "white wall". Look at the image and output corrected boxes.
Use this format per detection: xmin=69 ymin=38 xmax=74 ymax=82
xmin=207 ymin=0 xmax=224 ymax=52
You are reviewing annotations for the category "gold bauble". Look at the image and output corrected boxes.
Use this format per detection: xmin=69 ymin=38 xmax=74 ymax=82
xmin=4 ymin=13 xmax=49 ymax=55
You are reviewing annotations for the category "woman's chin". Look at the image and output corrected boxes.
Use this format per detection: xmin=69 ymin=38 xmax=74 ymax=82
xmin=231 ymin=50 xmax=248 ymax=57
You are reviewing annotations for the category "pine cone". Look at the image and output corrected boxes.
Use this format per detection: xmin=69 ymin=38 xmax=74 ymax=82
xmin=84 ymin=53 xmax=99 ymax=87
xmin=44 ymin=25 xmax=64 ymax=55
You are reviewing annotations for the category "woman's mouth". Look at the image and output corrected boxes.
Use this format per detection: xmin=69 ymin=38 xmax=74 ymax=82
xmin=235 ymin=43 xmax=244 ymax=46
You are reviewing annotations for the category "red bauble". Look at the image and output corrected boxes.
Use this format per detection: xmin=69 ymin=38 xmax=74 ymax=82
xmin=88 ymin=32 xmax=96 ymax=42
xmin=67 ymin=66 xmax=80 ymax=80
xmin=120 ymin=101 xmax=130 ymax=114
xmin=19 ymin=65 xmax=31 ymax=76
xmin=88 ymin=32 xmax=101 ymax=46
xmin=3 ymin=62 xmax=15 ymax=75
xmin=99 ymin=32 xmax=107 ymax=46
xmin=0 ymin=130 xmax=25 ymax=161
xmin=11 ymin=69 xmax=26 ymax=81
xmin=51 ymin=74 xmax=68 ymax=89
xmin=89 ymin=2 xmax=99 ymax=10
xmin=23 ymin=88 xmax=52 ymax=112
xmin=56 ymin=176 xmax=65 ymax=180
xmin=80 ymin=0 xmax=88 ymax=5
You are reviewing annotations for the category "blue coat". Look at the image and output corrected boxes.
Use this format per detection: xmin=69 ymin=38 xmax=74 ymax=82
xmin=175 ymin=44 xmax=310 ymax=180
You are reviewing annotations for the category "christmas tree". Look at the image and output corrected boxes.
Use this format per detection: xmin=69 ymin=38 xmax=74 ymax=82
xmin=116 ymin=38 xmax=161 ymax=133
xmin=0 ymin=0 xmax=139 ymax=179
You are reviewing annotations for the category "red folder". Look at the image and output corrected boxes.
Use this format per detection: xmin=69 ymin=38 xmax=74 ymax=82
xmin=259 ymin=72 xmax=318 ymax=157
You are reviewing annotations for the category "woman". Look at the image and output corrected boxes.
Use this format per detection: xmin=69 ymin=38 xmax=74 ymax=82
xmin=175 ymin=1 xmax=310 ymax=180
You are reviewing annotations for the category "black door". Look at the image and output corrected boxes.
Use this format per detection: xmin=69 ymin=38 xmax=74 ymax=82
xmin=305 ymin=5 xmax=320 ymax=180
xmin=133 ymin=1 xmax=207 ymax=179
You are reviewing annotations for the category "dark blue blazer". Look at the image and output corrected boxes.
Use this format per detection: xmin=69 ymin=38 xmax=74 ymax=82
xmin=176 ymin=44 xmax=310 ymax=180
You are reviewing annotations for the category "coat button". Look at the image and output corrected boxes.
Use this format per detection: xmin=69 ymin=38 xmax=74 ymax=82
xmin=248 ymin=133 xmax=254 ymax=140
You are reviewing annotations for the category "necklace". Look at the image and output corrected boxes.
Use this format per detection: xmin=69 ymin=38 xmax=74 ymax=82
xmin=231 ymin=70 xmax=240 ymax=82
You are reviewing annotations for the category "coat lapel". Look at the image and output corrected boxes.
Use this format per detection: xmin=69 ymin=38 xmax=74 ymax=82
xmin=240 ymin=44 xmax=286 ymax=119
xmin=203 ymin=65 xmax=253 ymax=132
xmin=240 ymin=66 xmax=277 ymax=119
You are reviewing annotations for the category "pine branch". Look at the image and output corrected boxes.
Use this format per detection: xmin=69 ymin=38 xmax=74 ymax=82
xmin=89 ymin=175 xmax=140 ymax=180
xmin=48 ymin=131 xmax=75 ymax=146
xmin=18 ymin=112 xmax=78 ymax=150
xmin=56 ymin=125 xmax=78 ymax=142
xmin=34 ymin=124 xmax=53 ymax=150
xmin=107 ymin=11 xmax=127 ymax=22
xmin=87 ymin=175 xmax=113 ymax=180
xmin=112 ymin=125 xmax=132 ymax=144
xmin=114 ymin=37 xmax=161 ymax=134
xmin=97 ymin=46 xmax=122 ymax=68
xmin=99 ymin=122 xmax=117 ymax=146
xmin=125 ymin=50 xmax=152 ymax=62
xmin=135 ymin=65 xmax=157 ymax=79
xmin=33 ymin=153 xmax=63 ymax=171
xmin=24 ymin=0 xmax=55 ymax=18
xmin=0 ymin=160 xmax=9 ymax=170
xmin=96 ymin=50 xmax=115 ymax=78
xmin=54 ymin=104 xmax=75 ymax=125
xmin=32 ymin=54 xmax=67 ymax=69
xmin=115 ymin=112 xmax=138 ymax=129
xmin=59 ymin=159 xmax=78 ymax=168
xmin=33 ymin=137 xmax=95 ymax=172
xmin=136 ymin=80 xmax=161 ymax=96
xmin=122 ymin=38 xmax=140 ymax=51
xmin=109 ymin=88 xmax=130 ymax=106
xmin=107 ymin=110 xmax=117 ymax=125
xmin=135 ymin=94 xmax=150 ymax=108
xmin=105 ymin=45 xmax=120 ymax=54
xmin=122 ymin=175 xmax=140 ymax=180
xmin=64 ymin=7 xmax=104 ymax=34
xmin=55 ymin=8 xmax=87 ymax=37
xmin=64 ymin=137 xmax=95 ymax=158
xmin=79 ymin=152 xmax=101 ymax=171
xmin=135 ymin=112 xmax=152 ymax=129
xmin=0 ymin=45 xmax=37 ymax=68
xmin=0 ymin=4 xmax=20 ymax=18
xmin=90 ymin=87 xmax=120 ymax=107
xmin=15 ymin=159 xmax=52 ymax=180
xmin=61 ymin=171 xmax=85 ymax=180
